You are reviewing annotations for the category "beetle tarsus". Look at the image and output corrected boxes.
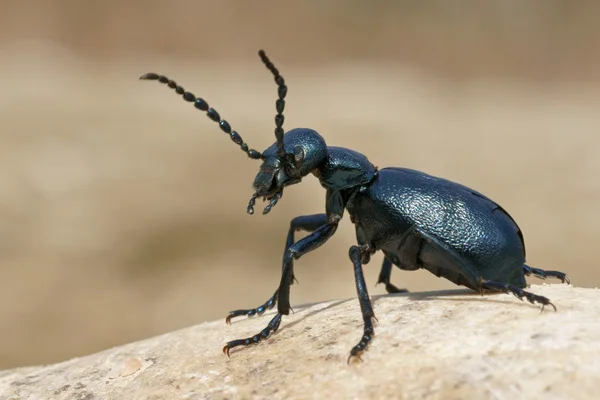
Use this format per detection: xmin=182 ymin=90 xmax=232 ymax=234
xmin=225 ymin=290 xmax=278 ymax=324
xmin=523 ymin=264 xmax=570 ymax=285
xmin=384 ymin=283 xmax=409 ymax=294
xmin=223 ymin=313 xmax=282 ymax=357
xmin=481 ymin=280 xmax=557 ymax=312
xmin=376 ymin=256 xmax=409 ymax=294
xmin=347 ymin=318 xmax=375 ymax=365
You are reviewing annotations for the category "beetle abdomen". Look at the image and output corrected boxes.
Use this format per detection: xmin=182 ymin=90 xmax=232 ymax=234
xmin=348 ymin=167 xmax=527 ymax=287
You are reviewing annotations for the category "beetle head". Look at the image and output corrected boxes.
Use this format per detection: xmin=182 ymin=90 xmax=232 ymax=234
xmin=249 ymin=128 xmax=327 ymax=215
xmin=140 ymin=49 xmax=320 ymax=216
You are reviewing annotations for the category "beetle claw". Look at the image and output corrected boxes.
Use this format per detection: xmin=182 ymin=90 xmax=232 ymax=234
xmin=481 ymin=280 xmax=558 ymax=312
xmin=222 ymin=314 xmax=282 ymax=357
xmin=224 ymin=290 xmax=278 ymax=324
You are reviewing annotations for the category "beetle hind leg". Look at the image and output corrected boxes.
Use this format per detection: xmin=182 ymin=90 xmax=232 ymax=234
xmin=523 ymin=264 xmax=570 ymax=284
xmin=481 ymin=280 xmax=557 ymax=312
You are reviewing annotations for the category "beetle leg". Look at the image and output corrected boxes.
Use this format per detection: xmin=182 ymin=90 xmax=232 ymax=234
xmin=376 ymin=256 xmax=409 ymax=294
xmin=224 ymin=213 xmax=329 ymax=324
xmin=223 ymin=216 xmax=340 ymax=356
xmin=480 ymin=280 xmax=557 ymax=312
xmin=522 ymin=264 xmax=570 ymax=284
xmin=375 ymin=226 xmax=425 ymax=293
xmin=225 ymin=289 xmax=278 ymax=324
xmin=277 ymin=216 xmax=340 ymax=314
xmin=348 ymin=244 xmax=377 ymax=364
xmin=283 ymin=214 xmax=330 ymax=287
xmin=223 ymin=313 xmax=282 ymax=357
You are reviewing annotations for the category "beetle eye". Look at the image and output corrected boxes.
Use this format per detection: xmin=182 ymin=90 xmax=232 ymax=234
xmin=293 ymin=145 xmax=305 ymax=167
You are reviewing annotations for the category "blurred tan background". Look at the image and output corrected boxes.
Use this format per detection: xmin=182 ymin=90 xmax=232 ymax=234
xmin=1 ymin=0 xmax=599 ymax=370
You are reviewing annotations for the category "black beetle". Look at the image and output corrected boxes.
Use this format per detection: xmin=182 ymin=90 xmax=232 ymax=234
xmin=140 ymin=50 xmax=570 ymax=363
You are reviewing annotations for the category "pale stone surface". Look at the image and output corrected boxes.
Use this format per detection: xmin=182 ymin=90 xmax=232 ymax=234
xmin=1 ymin=285 xmax=598 ymax=400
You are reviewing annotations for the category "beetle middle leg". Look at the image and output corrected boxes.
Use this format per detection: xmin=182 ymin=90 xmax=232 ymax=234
xmin=376 ymin=227 xmax=424 ymax=294
xmin=522 ymin=264 xmax=570 ymax=284
xmin=225 ymin=214 xmax=329 ymax=324
xmin=376 ymin=257 xmax=408 ymax=294
xmin=481 ymin=280 xmax=557 ymax=312
xmin=348 ymin=244 xmax=378 ymax=364
xmin=223 ymin=216 xmax=339 ymax=356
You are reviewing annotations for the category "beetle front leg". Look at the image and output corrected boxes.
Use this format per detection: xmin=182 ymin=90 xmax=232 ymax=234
xmin=224 ymin=214 xmax=329 ymax=324
xmin=222 ymin=314 xmax=282 ymax=357
xmin=277 ymin=214 xmax=338 ymax=314
xmin=348 ymin=244 xmax=377 ymax=364
xmin=224 ymin=289 xmax=279 ymax=325
xmin=223 ymin=215 xmax=340 ymax=356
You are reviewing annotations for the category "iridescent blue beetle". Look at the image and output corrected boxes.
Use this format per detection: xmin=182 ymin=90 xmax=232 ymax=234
xmin=140 ymin=50 xmax=570 ymax=364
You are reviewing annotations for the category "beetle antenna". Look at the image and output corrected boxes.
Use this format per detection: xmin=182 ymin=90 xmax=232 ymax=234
xmin=258 ymin=50 xmax=287 ymax=157
xmin=139 ymin=73 xmax=263 ymax=161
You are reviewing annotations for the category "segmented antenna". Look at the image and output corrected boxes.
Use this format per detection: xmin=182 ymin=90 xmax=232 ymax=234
xmin=139 ymin=73 xmax=263 ymax=160
xmin=258 ymin=50 xmax=287 ymax=157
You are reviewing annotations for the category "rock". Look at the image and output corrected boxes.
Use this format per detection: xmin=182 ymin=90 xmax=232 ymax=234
xmin=0 ymin=284 xmax=598 ymax=400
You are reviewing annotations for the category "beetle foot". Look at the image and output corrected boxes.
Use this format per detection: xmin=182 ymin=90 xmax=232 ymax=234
xmin=386 ymin=283 xmax=408 ymax=294
xmin=347 ymin=319 xmax=375 ymax=365
xmin=523 ymin=265 xmax=570 ymax=285
xmin=482 ymin=281 xmax=557 ymax=312
xmin=225 ymin=290 xmax=278 ymax=324
xmin=381 ymin=282 xmax=409 ymax=294
xmin=223 ymin=313 xmax=282 ymax=357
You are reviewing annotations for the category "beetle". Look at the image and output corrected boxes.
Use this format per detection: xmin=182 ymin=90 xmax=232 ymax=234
xmin=140 ymin=50 xmax=570 ymax=363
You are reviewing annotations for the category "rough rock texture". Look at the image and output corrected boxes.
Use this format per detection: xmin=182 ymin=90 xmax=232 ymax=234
xmin=1 ymin=285 xmax=598 ymax=400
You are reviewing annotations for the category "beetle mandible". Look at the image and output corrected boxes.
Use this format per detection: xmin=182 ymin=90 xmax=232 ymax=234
xmin=140 ymin=50 xmax=570 ymax=364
